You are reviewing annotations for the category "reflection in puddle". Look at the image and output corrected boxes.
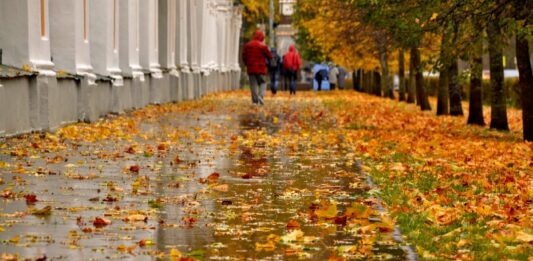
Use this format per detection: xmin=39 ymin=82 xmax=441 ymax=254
xmin=0 ymin=99 xmax=407 ymax=260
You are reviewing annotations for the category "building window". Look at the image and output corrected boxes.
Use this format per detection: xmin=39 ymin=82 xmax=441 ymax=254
xmin=83 ymin=0 xmax=88 ymax=40
xmin=40 ymin=0 xmax=46 ymax=37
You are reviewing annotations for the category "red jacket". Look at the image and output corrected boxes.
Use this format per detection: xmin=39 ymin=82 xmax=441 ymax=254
xmin=242 ymin=31 xmax=272 ymax=75
xmin=283 ymin=45 xmax=302 ymax=72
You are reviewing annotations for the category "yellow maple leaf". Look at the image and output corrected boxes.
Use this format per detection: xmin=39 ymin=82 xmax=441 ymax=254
xmin=169 ymin=248 xmax=182 ymax=260
xmin=515 ymin=231 xmax=533 ymax=243
xmin=315 ymin=201 xmax=338 ymax=219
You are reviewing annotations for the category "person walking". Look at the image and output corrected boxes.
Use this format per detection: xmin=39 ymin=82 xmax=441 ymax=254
xmin=242 ymin=30 xmax=272 ymax=105
xmin=280 ymin=54 xmax=288 ymax=91
xmin=267 ymin=48 xmax=281 ymax=95
xmin=314 ymin=65 xmax=329 ymax=91
xmin=329 ymin=64 xmax=339 ymax=90
xmin=282 ymin=45 xmax=302 ymax=95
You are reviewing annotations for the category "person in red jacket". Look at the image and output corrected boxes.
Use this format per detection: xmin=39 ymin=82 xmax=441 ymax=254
xmin=282 ymin=45 xmax=302 ymax=95
xmin=242 ymin=30 xmax=272 ymax=105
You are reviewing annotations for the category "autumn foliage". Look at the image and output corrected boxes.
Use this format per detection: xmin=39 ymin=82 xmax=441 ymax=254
xmin=0 ymin=90 xmax=531 ymax=259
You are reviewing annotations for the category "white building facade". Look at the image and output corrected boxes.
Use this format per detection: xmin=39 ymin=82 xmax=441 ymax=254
xmin=0 ymin=0 xmax=242 ymax=136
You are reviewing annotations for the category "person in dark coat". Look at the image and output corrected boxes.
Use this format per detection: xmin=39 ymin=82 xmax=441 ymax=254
xmin=242 ymin=30 xmax=272 ymax=105
xmin=282 ymin=45 xmax=302 ymax=95
xmin=315 ymin=67 xmax=329 ymax=91
xmin=280 ymin=54 xmax=289 ymax=91
xmin=267 ymin=48 xmax=281 ymax=95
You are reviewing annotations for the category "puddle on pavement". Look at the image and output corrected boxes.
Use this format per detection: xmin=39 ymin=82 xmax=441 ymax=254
xmin=0 ymin=98 xmax=407 ymax=260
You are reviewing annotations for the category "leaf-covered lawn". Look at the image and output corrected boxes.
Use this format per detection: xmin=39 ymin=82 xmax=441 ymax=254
xmin=322 ymin=91 xmax=531 ymax=260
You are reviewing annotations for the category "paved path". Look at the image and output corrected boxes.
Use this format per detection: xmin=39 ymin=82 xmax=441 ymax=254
xmin=0 ymin=92 xmax=409 ymax=260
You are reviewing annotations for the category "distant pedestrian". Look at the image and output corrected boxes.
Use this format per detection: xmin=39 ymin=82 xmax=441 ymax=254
xmin=281 ymin=54 xmax=289 ymax=91
xmin=315 ymin=66 xmax=328 ymax=91
xmin=282 ymin=45 xmax=302 ymax=95
xmin=267 ymin=48 xmax=281 ymax=95
xmin=338 ymin=67 xmax=347 ymax=90
xmin=242 ymin=30 xmax=272 ymax=105
xmin=329 ymin=64 xmax=339 ymax=90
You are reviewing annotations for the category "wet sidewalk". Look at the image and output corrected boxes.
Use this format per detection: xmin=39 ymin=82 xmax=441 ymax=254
xmin=0 ymin=93 xmax=409 ymax=260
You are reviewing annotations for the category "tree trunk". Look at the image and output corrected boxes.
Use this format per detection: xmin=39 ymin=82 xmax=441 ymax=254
xmin=437 ymin=30 xmax=449 ymax=115
xmin=399 ymin=49 xmax=406 ymax=101
xmin=437 ymin=66 xmax=449 ymax=115
xmin=487 ymin=20 xmax=509 ymax=131
xmin=358 ymin=69 xmax=364 ymax=91
xmin=365 ymin=71 xmax=372 ymax=93
xmin=352 ymin=71 xmax=357 ymax=90
xmin=411 ymin=46 xmax=431 ymax=110
xmin=448 ymin=58 xmax=464 ymax=115
xmin=516 ymin=36 xmax=533 ymax=140
xmin=407 ymin=52 xmax=416 ymax=103
xmin=467 ymin=46 xmax=485 ymax=126
xmin=378 ymin=40 xmax=394 ymax=99
xmin=373 ymin=70 xmax=382 ymax=96
xmin=448 ymin=23 xmax=463 ymax=116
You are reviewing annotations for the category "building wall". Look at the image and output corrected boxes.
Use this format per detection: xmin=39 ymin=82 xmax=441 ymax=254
xmin=1 ymin=78 xmax=33 ymax=134
xmin=119 ymin=0 xmax=142 ymax=77
xmin=50 ymin=0 xmax=77 ymax=73
xmin=0 ymin=1 xmax=30 ymax=67
xmin=0 ymin=0 xmax=242 ymax=137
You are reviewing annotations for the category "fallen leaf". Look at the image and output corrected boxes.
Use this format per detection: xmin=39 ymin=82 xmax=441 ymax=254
xmin=1 ymin=253 xmax=18 ymax=261
xmin=281 ymin=229 xmax=304 ymax=243
xmin=315 ymin=201 xmax=338 ymax=219
xmin=123 ymin=214 xmax=148 ymax=222
xmin=24 ymin=194 xmax=38 ymax=204
xmin=169 ymin=248 xmax=182 ymax=260
xmin=93 ymin=217 xmax=111 ymax=228
xmin=129 ymin=165 xmax=140 ymax=174
xmin=242 ymin=173 xmax=253 ymax=179
xmin=211 ymin=184 xmax=229 ymax=192
xmin=456 ymin=239 xmax=470 ymax=248
xmin=30 ymin=206 xmax=52 ymax=217
xmin=255 ymin=241 xmax=276 ymax=251
xmin=515 ymin=231 xmax=533 ymax=243
xmin=286 ymin=220 xmax=300 ymax=229
xmin=173 ymin=156 xmax=182 ymax=164
xmin=207 ymin=172 xmax=220 ymax=183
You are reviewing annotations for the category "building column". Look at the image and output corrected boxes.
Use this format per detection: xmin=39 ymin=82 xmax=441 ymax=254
xmin=89 ymin=0 xmax=122 ymax=85
xmin=139 ymin=0 xmax=164 ymax=104
xmin=159 ymin=0 xmax=179 ymax=102
xmin=119 ymin=0 xmax=143 ymax=78
xmin=232 ymin=7 xmax=243 ymax=90
xmin=188 ymin=0 xmax=201 ymax=99
xmin=0 ymin=0 xmax=63 ymax=131
xmin=50 ymin=0 xmax=95 ymax=83
xmin=0 ymin=0 xmax=55 ymax=75
xmin=206 ymin=2 xmax=220 ymax=93
xmin=176 ymin=0 xmax=191 ymax=101
xmin=0 ymin=82 xmax=5 ymax=137
xmin=139 ymin=0 xmax=162 ymax=76
xmin=118 ymin=0 xmax=145 ymax=109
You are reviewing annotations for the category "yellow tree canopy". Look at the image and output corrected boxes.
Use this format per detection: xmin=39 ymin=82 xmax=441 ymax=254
xmin=295 ymin=0 xmax=440 ymax=72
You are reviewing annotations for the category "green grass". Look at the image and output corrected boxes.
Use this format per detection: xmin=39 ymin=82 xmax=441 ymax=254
xmin=361 ymin=154 xmax=532 ymax=260
xmin=344 ymin=123 xmax=377 ymax=131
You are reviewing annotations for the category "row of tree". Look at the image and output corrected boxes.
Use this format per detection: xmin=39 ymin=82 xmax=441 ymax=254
xmin=293 ymin=0 xmax=533 ymax=141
